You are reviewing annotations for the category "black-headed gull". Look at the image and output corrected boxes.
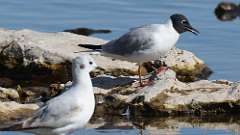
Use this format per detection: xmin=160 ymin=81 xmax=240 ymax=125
xmin=80 ymin=13 xmax=199 ymax=86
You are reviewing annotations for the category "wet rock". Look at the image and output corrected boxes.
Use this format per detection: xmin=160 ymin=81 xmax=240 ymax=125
xmin=0 ymin=28 xmax=210 ymax=84
xmin=89 ymin=69 xmax=240 ymax=116
xmin=0 ymin=101 xmax=38 ymax=122
xmin=130 ymin=79 xmax=240 ymax=115
xmin=64 ymin=27 xmax=111 ymax=36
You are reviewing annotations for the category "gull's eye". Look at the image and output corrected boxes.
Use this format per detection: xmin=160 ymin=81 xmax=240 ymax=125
xmin=89 ymin=61 xmax=93 ymax=65
xmin=181 ymin=19 xmax=187 ymax=24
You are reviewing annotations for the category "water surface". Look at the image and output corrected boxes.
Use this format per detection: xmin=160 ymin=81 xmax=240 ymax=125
xmin=1 ymin=115 xmax=240 ymax=135
xmin=0 ymin=0 xmax=239 ymax=135
xmin=0 ymin=0 xmax=239 ymax=81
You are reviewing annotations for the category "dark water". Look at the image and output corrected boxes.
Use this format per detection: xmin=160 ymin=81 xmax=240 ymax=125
xmin=0 ymin=0 xmax=240 ymax=135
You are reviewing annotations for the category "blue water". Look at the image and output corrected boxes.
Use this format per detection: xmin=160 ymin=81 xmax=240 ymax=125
xmin=0 ymin=0 xmax=240 ymax=81
xmin=0 ymin=128 xmax=238 ymax=135
xmin=0 ymin=0 xmax=239 ymax=134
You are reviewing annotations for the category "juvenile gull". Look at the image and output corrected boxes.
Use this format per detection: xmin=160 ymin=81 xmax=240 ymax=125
xmin=80 ymin=13 xmax=199 ymax=86
xmin=2 ymin=55 xmax=97 ymax=135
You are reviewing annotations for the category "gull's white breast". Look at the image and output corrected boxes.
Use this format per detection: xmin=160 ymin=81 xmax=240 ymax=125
xmin=128 ymin=21 xmax=179 ymax=63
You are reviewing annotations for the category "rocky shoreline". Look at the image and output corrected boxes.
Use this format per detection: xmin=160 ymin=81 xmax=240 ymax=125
xmin=0 ymin=28 xmax=239 ymax=123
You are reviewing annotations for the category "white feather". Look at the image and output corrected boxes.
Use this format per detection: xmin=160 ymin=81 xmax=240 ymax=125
xmin=22 ymin=55 xmax=97 ymax=135
xmin=101 ymin=19 xmax=179 ymax=64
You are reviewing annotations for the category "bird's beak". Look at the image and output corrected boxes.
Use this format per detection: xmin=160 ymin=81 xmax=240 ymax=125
xmin=184 ymin=25 xmax=200 ymax=35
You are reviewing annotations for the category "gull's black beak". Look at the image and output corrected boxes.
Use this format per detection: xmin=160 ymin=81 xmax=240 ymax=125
xmin=184 ymin=25 xmax=200 ymax=35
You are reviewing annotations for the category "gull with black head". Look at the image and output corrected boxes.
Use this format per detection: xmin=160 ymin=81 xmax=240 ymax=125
xmin=80 ymin=13 xmax=199 ymax=86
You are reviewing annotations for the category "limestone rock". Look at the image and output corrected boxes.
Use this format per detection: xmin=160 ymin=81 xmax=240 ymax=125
xmin=130 ymin=79 xmax=240 ymax=114
xmin=162 ymin=48 xmax=212 ymax=82
xmin=0 ymin=28 xmax=211 ymax=83
xmin=0 ymin=87 xmax=19 ymax=101
xmin=89 ymin=69 xmax=240 ymax=116
xmin=0 ymin=101 xmax=38 ymax=122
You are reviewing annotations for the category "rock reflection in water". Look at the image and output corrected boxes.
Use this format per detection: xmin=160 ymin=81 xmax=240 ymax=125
xmin=89 ymin=115 xmax=240 ymax=135
xmin=215 ymin=2 xmax=240 ymax=21
xmin=1 ymin=115 xmax=239 ymax=135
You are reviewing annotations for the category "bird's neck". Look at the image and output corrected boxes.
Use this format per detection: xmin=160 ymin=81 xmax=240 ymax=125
xmin=72 ymin=70 xmax=92 ymax=87
xmin=167 ymin=20 xmax=180 ymax=35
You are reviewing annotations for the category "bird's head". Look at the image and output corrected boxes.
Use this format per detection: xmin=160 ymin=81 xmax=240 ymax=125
xmin=170 ymin=13 xmax=200 ymax=35
xmin=72 ymin=54 xmax=97 ymax=73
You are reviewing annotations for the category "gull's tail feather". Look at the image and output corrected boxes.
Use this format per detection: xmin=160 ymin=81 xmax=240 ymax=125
xmin=79 ymin=44 xmax=103 ymax=50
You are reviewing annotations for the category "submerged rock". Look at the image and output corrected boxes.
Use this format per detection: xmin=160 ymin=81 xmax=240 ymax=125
xmin=0 ymin=28 xmax=211 ymax=84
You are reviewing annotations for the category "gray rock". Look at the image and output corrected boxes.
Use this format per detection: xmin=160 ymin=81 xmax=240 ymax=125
xmin=90 ymin=69 xmax=240 ymax=116
xmin=0 ymin=28 xmax=211 ymax=83
xmin=131 ymin=79 xmax=240 ymax=114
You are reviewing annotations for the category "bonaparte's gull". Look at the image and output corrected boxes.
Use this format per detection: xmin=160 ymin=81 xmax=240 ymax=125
xmin=79 ymin=13 xmax=199 ymax=86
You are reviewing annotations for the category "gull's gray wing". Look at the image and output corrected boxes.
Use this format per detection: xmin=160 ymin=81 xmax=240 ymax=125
xmin=103 ymin=24 xmax=160 ymax=55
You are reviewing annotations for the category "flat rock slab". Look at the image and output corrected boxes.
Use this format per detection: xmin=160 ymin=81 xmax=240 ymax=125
xmin=130 ymin=79 xmax=240 ymax=114
xmin=92 ymin=70 xmax=240 ymax=116
xmin=0 ymin=101 xmax=38 ymax=122
xmin=0 ymin=28 xmax=211 ymax=83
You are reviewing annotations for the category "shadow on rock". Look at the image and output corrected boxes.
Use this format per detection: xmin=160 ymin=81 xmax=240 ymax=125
xmin=92 ymin=76 xmax=136 ymax=89
xmin=215 ymin=2 xmax=240 ymax=21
